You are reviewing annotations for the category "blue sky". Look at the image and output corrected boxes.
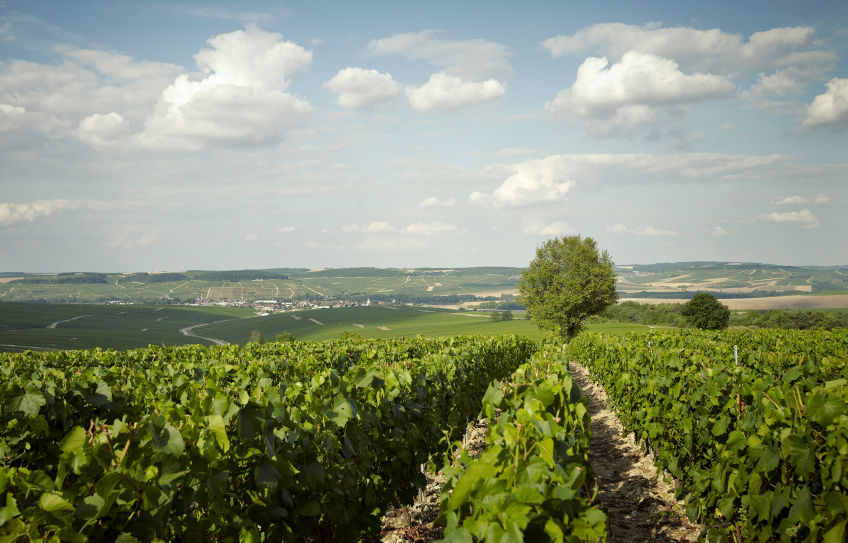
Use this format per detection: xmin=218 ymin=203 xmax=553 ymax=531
xmin=1 ymin=0 xmax=846 ymax=272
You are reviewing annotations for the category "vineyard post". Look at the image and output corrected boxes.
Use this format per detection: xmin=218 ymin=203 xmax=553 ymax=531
xmin=734 ymin=345 xmax=737 ymax=366
xmin=419 ymin=464 xmax=426 ymax=503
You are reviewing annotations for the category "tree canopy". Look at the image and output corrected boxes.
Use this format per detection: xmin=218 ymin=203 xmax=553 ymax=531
xmin=517 ymin=235 xmax=618 ymax=341
xmin=680 ymin=293 xmax=731 ymax=330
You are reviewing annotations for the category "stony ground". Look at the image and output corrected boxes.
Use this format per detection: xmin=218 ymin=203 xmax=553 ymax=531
xmin=377 ymin=364 xmax=702 ymax=543
xmin=570 ymin=362 xmax=702 ymax=542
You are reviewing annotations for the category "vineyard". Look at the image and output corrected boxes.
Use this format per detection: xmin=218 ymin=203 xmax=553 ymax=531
xmin=567 ymin=328 xmax=848 ymax=542
xmin=1 ymin=328 xmax=846 ymax=542
xmin=0 ymin=336 xmax=603 ymax=542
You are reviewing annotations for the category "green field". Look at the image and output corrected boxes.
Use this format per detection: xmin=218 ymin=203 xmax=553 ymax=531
xmin=0 ymin=302 xmax=656 ymax=351
xmin=0 ymin=302 xmax=254 ymax=352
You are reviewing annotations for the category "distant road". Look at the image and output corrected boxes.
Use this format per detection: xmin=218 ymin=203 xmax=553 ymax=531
xmin=179 ymin=323 xmax=229 ymax=345
xmin=47 ymin=314 xmax=95 ymax=329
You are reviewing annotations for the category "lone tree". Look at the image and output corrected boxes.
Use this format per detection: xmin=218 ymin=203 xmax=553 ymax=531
xmin=680 ymin=293 xmax=731 ymax=330
xmin=518 ymin=235 xmax=618 ymax=341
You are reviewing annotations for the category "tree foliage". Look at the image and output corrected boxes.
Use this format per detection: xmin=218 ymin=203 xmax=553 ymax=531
xmin=680 ymin=292 xmax=731 ymax=330
xmin=275 ymin=331 xmax=297 ymax=343
xmin=489 ymin=310 xmax=514 ymax=322
xmin=517 ymin=235 xmax=618 ymax=341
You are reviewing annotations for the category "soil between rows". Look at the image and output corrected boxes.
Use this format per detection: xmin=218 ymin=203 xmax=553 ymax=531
xmin=377 ymin=364 xmax=702 ymax=542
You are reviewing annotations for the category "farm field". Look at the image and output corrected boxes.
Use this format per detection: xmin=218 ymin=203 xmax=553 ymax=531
xmin=0 ymin=302 xmax=254 ymax=352
xmin=194 ymin=306 xmax=653 ymax=344
xmin=615 ymin=261 xmax=848 ymax=295
xmin=0 ymin=270 xmax=522 ymax=303
xmin=0 ymin=301 xmax=656 ymax=351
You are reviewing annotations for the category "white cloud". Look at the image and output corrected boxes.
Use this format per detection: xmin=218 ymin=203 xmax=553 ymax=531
xmin=522 ymin=218 xmax=575 ymax=236
xmin=756 ymin=209 xmax=819 ymax=228
xmin=606 ymin=224 xmax=679 ymax=236
xmin=773 ymin=195 xmax=829 ymax=205
xmin=710 ymin=226 xmax=728 ymax=236
xmin=323 ymin=67 xmax=401 ymax=108
xmin=363 ymin=221 xmax=396 ymax=233
xmin=0 ymin=22 xmax=15 ymax=43
xmin=406 ymin=72 xmax=505 ymax=113
xmin=541 ymin=23 xmax=835 ymax=79
xmin=801 ymin=78 xmax=848 ymax=131
xmin=75 ymin=112 xmax=130 ymax=147
xmin=136 ymin=24 xmax=313 ymax=149
xmin=470 ymin=155 xmax=576 ymax=208
xmin=0 ymin=199 xmax=104 ymax=227
xmin=721 ymin=124 xmax=735 ymax=130
xmin=0 ymin=103 xmax=27 ymax=132
xmin=404 ymin=221 xmax=461 ymax=236
xmin=419 ymin=197 xmax=456 ymax=208
xmin=494 ymin=148 xmax=540 ymax=156
xmin=342 ymin=224 xmax=360 ymax=233
xmin=546 ymin=51 xmax=734 ymax=136
xmin=366 ymin=29 xmax=513 ymax=81
xmin=310 ymin=38 xmax=324 ymax=45
xmin=243 ymin=232 xmax=259 ymax=243
xmin=277 ymin=226 xmax=296 ymax=233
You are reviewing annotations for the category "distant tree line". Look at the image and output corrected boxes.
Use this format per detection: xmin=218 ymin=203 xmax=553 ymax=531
xmin=590 ymin=300 xmax=848 ymax=331
xmin=123 ymin=272 xmax=189 ymax=283
xmin=188 ymin=271 xmax=289 ymax=281
xmin=349 ymin=293 xmax=477 ymax=305
xmin=11 ymin=273 xmax=107 ymax=285
xmin=621 ymin=290 xmax=786 ymax=299
xmin=476 ymin=301 xmax=525 ymax=310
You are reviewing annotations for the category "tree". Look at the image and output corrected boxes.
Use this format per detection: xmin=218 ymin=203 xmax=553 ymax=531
xmin=339 ymin=331 xmax=364 ymax=341
xmin=249 ymin=330 xmax=262 ymax=343
xmin=517 ymin=235 xmax=618 ymax=341
xmin=276 ymin=331 xmax=297 ymax=343
xmin=680 ymin=293 xmax=731 ymax=330
xmin=490 ymin=310 xmax=514 ymax=322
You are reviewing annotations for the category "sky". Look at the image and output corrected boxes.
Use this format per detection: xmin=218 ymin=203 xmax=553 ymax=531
xmin=1 ymin=0 xmax=847 ymax=272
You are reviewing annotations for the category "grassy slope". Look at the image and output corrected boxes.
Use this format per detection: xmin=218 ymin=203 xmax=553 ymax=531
xmin=0 ymin=303 xmax=254 ymax=351
xmin=194 ymin=306 xmax=656 ymax=345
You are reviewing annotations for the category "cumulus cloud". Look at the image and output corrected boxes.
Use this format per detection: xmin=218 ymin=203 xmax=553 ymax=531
xmin=243 ymin=232 xmax=260 ymax=243
xmin=323 ymin=67 xmax=401 ymax=108
xmin=756 ymin=209 xmax=819 ymax=228
xmin=541 ymin=23 xmax=835 ymax=79
xmin=542 ymin=23 xmax=836 ymax=129
xmin=277 ymin=226 xmax=296 ymax=233
xmin=546 ymin=51 xmax=733 ymax=137
xmin=366 ymin=29 xmax=513 ymax=81
xmin=470 ymin=155 xmax=576 ymax=207
xmin=0 ymin=199 xmax=104 ymax=227
xmin=709 ymin=226 xmax=728 ymax=236
xmin=801 ymin=78 xmax=848 ymax=131
xmin=773 ymin=195 xmax=829 ymax=205
xmin=406 ymin=72 xmax=505 ymax=112
xmin=0 ymin=103 xmax=27 ymax=132
xmin=404 ymin=221 xmax=461 ymax=236
xmin=75 ymin=112 xmax=130 ymax=147
xmin=521 ymin=218 xmax=575 ymax=236
xmin=137 ymin=24 xmax=313 ymax=149
xmin=363 ymin=221 xmax=396 ymax=233
xmin=606 ymin=224 xmax=679 ymax=236
xmin=419 ymin=197 xmax=456 ymax=208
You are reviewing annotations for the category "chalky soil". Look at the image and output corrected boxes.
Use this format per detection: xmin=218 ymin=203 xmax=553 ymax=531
xmin=570 ymin=362 xmax=702 ymax=542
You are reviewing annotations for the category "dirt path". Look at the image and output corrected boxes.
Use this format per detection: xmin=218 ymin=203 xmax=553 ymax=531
xmin=178 ymin=323 xmax=229 ymax=346
xmin=380 ymin=418 xmax=489 ymax=543
xmin=46 ymin=314 xmax=95 ymax=329
xmin=570 ymin=363 xmax=701 ymax=542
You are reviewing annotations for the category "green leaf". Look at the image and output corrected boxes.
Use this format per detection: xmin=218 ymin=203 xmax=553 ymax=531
xmin=297 ymin=500 xmax=320 ymax=516
xmin=824 ymin=519 xmax=847 ymax=543
xmin=150 ymin=422 xmax=185 ymax=456
xmin=114 ymin=535 xmax=141 ymax=543
xmin=6 ymin=385 xmax=46 ymax=416
xmin=0 ymin=494 xmax=20 ymax=526
xmin=788 ymin=486 xmax=816 ymax=524
xmin=305 ymin=462 xmax=325 ymax=486
xmin=448 ymin=462 xmax=496 ymax=510
xmin=59 ymin=427 xmax=87 ymax=454
xmin=807 ymin=393 xmax=847 ymax=427
xmin=256 ymin=462 xmax=280 ymax=490
xmin=515 ymin=484 xmax=544 ymax=504
xmin=207 ymin=414 xmax=230 ymax=452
